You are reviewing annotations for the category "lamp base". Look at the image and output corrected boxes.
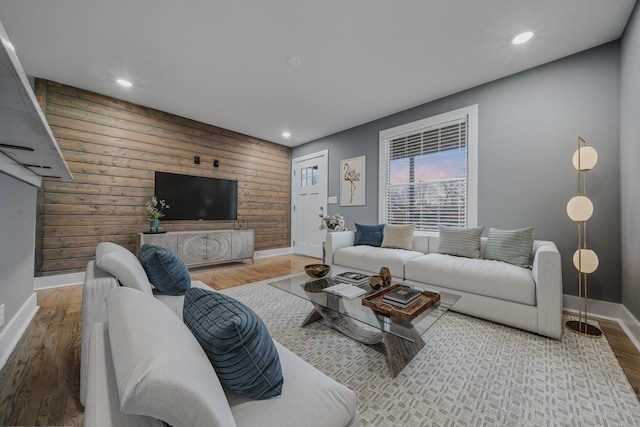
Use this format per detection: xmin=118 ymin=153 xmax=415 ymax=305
xmin=565 ymin=320 xmax=602 ymax=338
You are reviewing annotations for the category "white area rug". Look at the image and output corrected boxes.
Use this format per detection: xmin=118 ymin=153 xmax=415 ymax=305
xmin=222 ymin=274 xmax=640 ymax=426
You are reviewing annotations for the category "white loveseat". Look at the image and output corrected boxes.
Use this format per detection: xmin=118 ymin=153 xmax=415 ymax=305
xmin=326 ymin=231 xmax=563 ymax=339
xmin=81 ymin=242 xmax=360 ymax=427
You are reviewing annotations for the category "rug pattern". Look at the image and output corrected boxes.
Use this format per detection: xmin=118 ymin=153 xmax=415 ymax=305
xmin=222 ymin=275 xmax=640 ymax=427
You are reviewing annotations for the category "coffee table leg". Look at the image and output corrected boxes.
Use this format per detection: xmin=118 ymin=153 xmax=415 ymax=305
xmin=300 ymin=304 xmax=424 ymax=377
xmin=301 ymin=307 xmax=324 ymax=327
xmin=305 ymin=304 xmax=383 ymax=345
xmin=383 ymin=332 xmax=425 ymax=377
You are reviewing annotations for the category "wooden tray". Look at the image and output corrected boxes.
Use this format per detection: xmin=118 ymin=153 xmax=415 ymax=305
xmin=362 ymin=283 xmax=441 ymax=321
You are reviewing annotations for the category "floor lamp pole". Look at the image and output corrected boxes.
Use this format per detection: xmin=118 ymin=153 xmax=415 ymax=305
xmin=565 ymin=136 xmax=602 ymax=338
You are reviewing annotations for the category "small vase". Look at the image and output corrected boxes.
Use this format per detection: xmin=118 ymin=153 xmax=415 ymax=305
xmin=150 ymin=218 xmax=160 ymax=232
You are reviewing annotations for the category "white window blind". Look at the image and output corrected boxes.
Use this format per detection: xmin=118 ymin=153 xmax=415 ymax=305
xmin=383 ymin=117 xmax=468 ymax=232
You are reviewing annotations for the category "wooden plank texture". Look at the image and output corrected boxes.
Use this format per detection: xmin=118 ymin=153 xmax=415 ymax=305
xmin=35 ymin=79 xmax=292 ymax=275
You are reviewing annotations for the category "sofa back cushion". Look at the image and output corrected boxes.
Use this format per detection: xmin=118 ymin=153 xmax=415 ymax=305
xmin=95 ymin=242 xmax=153 ymax=296
xmin=411 ymin=234 xmax=430 ymax=253
xmin=106 ymin=287 xmax=237 ymax=427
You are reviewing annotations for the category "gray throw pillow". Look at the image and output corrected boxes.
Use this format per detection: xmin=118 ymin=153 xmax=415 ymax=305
xmin=183 ymin=288 xmax=284 ymax=400
xmin=354 ymin=223 xmax=385 ymax=247
xmin=138 ymin=244 xmax=191 ymax=295
xmin=438 ymin=226 xmax=484 ymax=258
xmin=484 ymin=227 xmax=534 ymax=267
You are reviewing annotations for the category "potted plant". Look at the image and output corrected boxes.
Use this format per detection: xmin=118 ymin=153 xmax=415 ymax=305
xmin=319 ymin=212 xmax=347 ymax=232
xmin=145 ymin=196 xmax=169 ymax=232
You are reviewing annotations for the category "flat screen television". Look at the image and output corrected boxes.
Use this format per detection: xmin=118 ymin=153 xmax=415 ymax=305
xmin=154 ymin=171 xmax=237 ymax=220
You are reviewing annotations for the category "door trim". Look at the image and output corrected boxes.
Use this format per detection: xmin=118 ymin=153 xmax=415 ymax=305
xmin=291 ymin=149 xmax=328 ymax=253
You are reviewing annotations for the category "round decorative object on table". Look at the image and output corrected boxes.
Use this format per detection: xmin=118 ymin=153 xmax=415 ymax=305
xmin=304 ymin=264 xmax=330 ymax=278
xmin=303 ymin=277 xmax=331 ymax=293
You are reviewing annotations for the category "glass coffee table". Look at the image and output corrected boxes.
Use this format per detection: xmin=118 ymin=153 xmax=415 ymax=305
xmin=269 ymin=269 xmax=460 ymax=377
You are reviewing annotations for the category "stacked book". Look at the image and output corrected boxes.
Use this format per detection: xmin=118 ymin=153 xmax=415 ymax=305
xmin=334 ymin=271 xmax=369 ymax=288
xmin=322 ymin=283 xmax=366 ymax=299
xmin=382 ymin=286 xmax=422 ymax=308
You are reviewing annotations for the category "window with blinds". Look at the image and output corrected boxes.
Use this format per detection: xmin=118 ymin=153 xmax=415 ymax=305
xmin=380 ymin=110 xmax=474 ymax=232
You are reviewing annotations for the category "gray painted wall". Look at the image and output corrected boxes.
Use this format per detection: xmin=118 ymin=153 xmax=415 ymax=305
xmin=621 ymin=3 xmax=640 ymax=320
xmin=0 ymin=172 xmax=37 ymax=330
xmin=294 ymin=42 xmax=622 ymax=302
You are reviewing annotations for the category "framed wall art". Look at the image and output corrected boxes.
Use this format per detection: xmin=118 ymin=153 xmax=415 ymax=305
xmin=340 ymin=155 xmax=366 ymax=206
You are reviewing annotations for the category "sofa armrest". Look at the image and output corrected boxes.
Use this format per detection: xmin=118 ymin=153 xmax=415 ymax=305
xmin=80 ymin=261 xmax=119 ymax=407
xmin=325 ymin=231 xmax=355 ymax=266
xmin=84 ymin=322 xmax=164 ymax=427
xmin=531 ymin=241 xmax=563 ymax=339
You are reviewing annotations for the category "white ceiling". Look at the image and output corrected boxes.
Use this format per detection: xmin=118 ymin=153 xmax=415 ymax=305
xmin=0 ymin=1 xmax=636 ymax=147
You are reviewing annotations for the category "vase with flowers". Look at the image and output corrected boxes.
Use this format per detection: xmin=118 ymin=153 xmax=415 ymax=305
xmin=145 ymin=196 xmax=170 ymax=232
xmin=319 ymin=212 xmax=347 ymax=232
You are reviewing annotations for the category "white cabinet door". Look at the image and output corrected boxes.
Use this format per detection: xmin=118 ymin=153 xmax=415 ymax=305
xmin=178 ymin=234 xmax=208 ymax=264
xmin=206 ymin=232 xmax=232 ymax=262
xmin=232 ymin=230 xmax=254 ymax=259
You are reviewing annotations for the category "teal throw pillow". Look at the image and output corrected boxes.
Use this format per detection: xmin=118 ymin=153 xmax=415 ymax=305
xmin=354 ymin=223 xmax=385 ymax=247
xmin=484 ymin=227 xmax=534 ymax=268
xmin=183 ymin=288 xmax=283 ymax=400
xmin=437 ymin=226 xmax=484 ymax=258
xmin=138 ymin=244 xmax=191 ymax=295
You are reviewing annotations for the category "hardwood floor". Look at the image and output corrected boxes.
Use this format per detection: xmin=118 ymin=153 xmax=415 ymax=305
xmin=0 ymin=254 xmax=638 ymax=426
xmin=596 ymin=317 xmax=640 ymax=399
xmin=0 ymin=254 xmax=317 ymax=426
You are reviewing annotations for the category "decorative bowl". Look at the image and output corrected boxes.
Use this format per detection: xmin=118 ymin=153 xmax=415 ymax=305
xmin=304 ymin=264 xmax=330 ymax=278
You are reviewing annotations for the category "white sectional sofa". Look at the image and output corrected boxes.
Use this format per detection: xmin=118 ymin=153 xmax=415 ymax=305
xmin=81 ymin=242 xmax=360 ymax=427
xmin=326 ymin=230 xmax=563 ymax=339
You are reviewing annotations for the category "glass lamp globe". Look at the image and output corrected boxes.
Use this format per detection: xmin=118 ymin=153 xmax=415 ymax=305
xmin=572 ymin=146 xmax=598 ymax=171
xmin=566 ymin=196 xmax=593 ymax=222
xmin=573 ymin=249 xmax=599 ymax=274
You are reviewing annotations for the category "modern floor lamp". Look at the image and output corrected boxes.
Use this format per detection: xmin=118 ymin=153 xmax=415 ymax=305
xmin=565 ymin=136 xmax=602 ymax=338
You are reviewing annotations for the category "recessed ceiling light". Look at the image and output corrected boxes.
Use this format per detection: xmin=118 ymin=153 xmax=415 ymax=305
xmin=282 ymin=132 xmax=291 ymax=138
xmin=286 ymin=57 xmax=301 ymax=67
xmin=512 ymin=31 xmax=533 ymax=45
xmin=116 ymin=78 xmax=132 ymax=87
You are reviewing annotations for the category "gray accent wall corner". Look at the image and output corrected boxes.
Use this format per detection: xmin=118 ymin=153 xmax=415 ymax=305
xmin=621 ymin=2 xmax=640 ymax=320
xmin=294 ymin=41 xmax=623 ymax=303
xmin=0 ymin=172 xmax=37 ymax=330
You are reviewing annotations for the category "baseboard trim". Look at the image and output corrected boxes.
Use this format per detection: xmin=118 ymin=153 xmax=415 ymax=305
xmin=34 ymin=271 xmax=85 ymax=290
xmin=0 ymin=293 xmax=38 ymax=370
xmin=563 ymin=294 xmax=640 ymax=352
xmin=254 ymin=247 xmax=293 ymax=258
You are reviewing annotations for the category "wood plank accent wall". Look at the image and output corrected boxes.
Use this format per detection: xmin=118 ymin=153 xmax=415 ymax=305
xmin=35 ymin=80 xmax=291 ymax=275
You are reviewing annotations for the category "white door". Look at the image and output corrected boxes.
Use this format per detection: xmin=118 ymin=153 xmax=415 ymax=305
xmin=291 ymin=150 xmax=328 ymax=258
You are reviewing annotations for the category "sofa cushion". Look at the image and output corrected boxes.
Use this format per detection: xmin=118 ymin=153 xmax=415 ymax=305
xmin=106 ymin=287 xmax=236 ymax=427
xmin=227 ymin=341 xmax=359 ymax=427
xmin=381 ymin=223 xmax=416 ymax=250
xmin=95 ymin=242 xmax=153 ymax=296
xmin=138 ymin=244 xmax=191 ymax=295
xmin=334 ymin=245 xmax=423 ymax=279
xmin=437 ymin=226 xmax=484 ymax=259
xmin=183 ymin=288 xmax=284 ymax=400
xmin=405 ymin=253 xmax=536 ymax=305
xmin=354 ymin=223 xmax=385 ymax=247
xmin=485 ymin=227 xmax=534 ymax=268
